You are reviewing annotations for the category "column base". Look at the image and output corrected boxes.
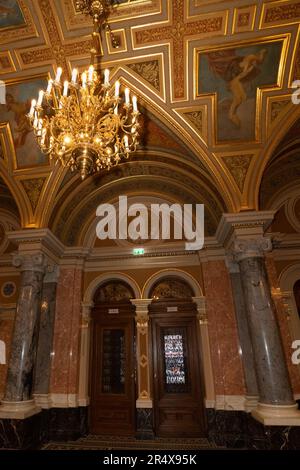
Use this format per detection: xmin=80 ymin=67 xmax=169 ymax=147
xmin=33 ymin=393 xmax=51 ymax=409
xmin=136 ymin=408 xmax=154 ymax=440
xmin=252 ymin=403 xmax=300 ymax=426
xmin=245 ymin=395 xmax=259 ymax=412
xmin=0 ymin=400 xmax=41 ymax=419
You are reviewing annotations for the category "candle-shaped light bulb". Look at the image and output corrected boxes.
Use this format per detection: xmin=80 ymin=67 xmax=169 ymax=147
xmin=37 ymin=90 xmax=44 ymax=106
xmin=104 ymin=69 xmax=110 ymax=85
xmin=63 ymin=80 xmax=69 ymax=97
xmin=82 ymin=72 xmax=87 ymax=88
xmin=88 ymin=65 xmax=94 ymax=82
xmin=41 ymin=128 xmax=47 ymax=146
xmin=115 ymin=80 xmax=120 ymax=97
xmin=38 ymin=119 xmax=43 ymax=133
xmin=33 ymin=116 xmax=38 ymax=129
xmin=71 ymin=68 xmax=78 ymax=84
xmin=124 ymin=135 xmax=129 ymax=149
xmin=29 ymin=99 xmax=36 ymax=117
xmin=46 ymin=79 xmax=53 ymax=94
xmin=55 ymin=67 xmax=63 ymax=82
xmin=125 ymin=88 xmax=130 ymax=105
xmin=132 ymin=95 xmax=138 ymax=112
xmin=114 ymin=104 xmax=118 ymax=115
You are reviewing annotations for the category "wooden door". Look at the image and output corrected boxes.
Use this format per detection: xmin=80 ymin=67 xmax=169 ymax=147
xmin=90 ymin=281 xmax=136 ymax=435
xmin=149 ymin=278 xmax=206 ymax=437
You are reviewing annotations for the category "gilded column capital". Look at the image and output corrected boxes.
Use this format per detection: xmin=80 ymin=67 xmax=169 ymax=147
xmin=12 ymin=252 xmax=47 ymax=274
xmin=273 ymin=290 xmax=293 ymax=321
xmin=131 ymin=299 xmax=152 ymax=331
xmin=193 ymin=296 xmax=208 ymax=325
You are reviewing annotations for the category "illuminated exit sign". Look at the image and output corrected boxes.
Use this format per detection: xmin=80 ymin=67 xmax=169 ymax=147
xmin=133 ymin=248 xmax=145 ymax=256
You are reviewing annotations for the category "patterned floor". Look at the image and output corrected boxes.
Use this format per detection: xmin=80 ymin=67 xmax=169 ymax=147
xmin=43 ymin=434 xmax=215 ymax=450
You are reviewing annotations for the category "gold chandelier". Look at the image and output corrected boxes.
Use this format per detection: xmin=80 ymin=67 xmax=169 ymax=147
xmin=28 ymin=0 xmax=140 ymax=179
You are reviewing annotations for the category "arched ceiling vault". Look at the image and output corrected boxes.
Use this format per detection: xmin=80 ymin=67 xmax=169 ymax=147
xmin=1 ymin=0 xmax=300 ymax=227
xmin=260 ymin=118 xmax=300 ymax=211
xmin=49 ymin=155 xmax=226 ymax=245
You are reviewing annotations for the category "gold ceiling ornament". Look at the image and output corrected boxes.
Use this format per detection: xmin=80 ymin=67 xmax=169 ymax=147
xmin=28 ymin=0 xmax=140 ymax=179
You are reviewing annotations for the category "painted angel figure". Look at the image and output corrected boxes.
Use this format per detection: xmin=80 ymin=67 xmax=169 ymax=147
xmin=5 ymin=93 xmax=32 ymax=147
xmin=206 ymin=48 xmax=267 ymax=128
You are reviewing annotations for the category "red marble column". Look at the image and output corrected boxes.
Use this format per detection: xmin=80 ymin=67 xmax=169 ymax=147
xmin=49 ymin=268 xmax=83 ymax=400
xmin=265 ymin=255 xmax=300 ymax=395
xmin=202 ymin=260 xmax=246 ymax=397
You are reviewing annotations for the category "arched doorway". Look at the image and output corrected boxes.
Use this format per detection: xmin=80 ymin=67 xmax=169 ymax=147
xmin=149 ymin=276 xmax=206 ymax=437
xmin=90 ymin=280 xmax=136 ymax=435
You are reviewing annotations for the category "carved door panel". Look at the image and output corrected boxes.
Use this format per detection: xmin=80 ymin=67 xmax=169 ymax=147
xmin=151 ymin=306 xmax=206 ymax=437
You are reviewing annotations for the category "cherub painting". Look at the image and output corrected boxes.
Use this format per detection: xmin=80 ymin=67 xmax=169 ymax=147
xmin=0 ymin=1 xmax=25 ymax=29
xmin=198 ymin=41 xmax=283 ymax=142
xmin=0 ymin=78 xmax=48 ymax=168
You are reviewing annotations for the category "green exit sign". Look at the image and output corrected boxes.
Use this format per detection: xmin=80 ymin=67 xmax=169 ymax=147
xmin=133 ymin=248 xmax=145 ymax=256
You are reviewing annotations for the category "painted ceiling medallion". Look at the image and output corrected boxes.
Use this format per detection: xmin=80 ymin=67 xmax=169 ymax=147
xmin=27 ymin=0 xmax=140 ymax=179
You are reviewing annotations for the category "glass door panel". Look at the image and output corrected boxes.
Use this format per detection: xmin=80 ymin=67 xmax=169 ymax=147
xmin=102 ymin=329 xmax=126 ymax=394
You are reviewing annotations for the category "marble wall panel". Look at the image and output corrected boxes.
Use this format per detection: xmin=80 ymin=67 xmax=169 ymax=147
xmin=49 ymin=268 xmax=83 ymax=395
xmin=202 ymin=260 xmax=246 ymax=396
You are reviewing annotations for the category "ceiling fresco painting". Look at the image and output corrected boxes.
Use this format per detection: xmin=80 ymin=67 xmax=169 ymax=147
xmin=0 ymin=76 xmax=48 ymax=168
xmin=0 ymin=0 xmax=299 ymax=233
xmin=197 ymin=39 xmax=284 ymax=142
xmin=0 ymin=0 xmax=25 ymax=30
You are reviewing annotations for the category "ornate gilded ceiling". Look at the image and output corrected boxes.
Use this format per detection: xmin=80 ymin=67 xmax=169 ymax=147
xmin=0 ymin=0 xmax=300 ymax=239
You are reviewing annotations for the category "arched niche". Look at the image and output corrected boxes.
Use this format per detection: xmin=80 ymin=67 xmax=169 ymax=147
xmin=93 ymin=280 xmax=135 ymax=305
xmin=143 ymin=269 xmax=202 ymax=299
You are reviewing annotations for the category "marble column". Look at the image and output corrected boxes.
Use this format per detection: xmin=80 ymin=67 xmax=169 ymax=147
xmin=192 ymin=297 xmax=215 ymax=406
xmin=234 ymin=237 xmax=300 ymax=425
xmin=225 ymin=258 xmax=259 ymax=409
xmin=0 ymin=253 xmax=46 ymax=418
xmin=34 ymin=265 xmax=59 ymax=407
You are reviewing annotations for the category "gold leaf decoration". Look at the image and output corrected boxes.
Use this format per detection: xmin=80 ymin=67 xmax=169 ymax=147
xmin=271 ymin=100 xmax=289 ymax=123
xmin=21 ymin=178 xmax=46 ymax=212
xmin=222 ymin=155 xmax=253 ymax=193
xmin=127 ymin=60 xmax=160 ymax=91
xmin=183 ymin=111 xmax=203 ymax=132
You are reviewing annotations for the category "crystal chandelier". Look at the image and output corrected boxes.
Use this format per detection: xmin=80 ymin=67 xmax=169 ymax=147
xmin=28 ymin=0 xmax=140 ymax=179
